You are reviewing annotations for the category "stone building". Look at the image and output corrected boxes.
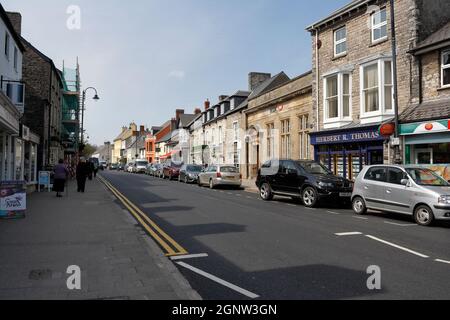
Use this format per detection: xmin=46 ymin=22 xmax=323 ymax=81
xmin=306 ymin=0 xmax=450 ymax=180
xmin=245 ymin=71 xmax=313 ymax=179
xmin=399 ymin=22 xmax=450 ymax=180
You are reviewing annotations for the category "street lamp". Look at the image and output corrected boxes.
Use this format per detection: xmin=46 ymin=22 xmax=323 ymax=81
xmin=80 ymin=87 xmax=100 ymax=148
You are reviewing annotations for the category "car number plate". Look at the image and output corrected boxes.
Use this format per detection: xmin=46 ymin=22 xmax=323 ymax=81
xmin=339 ymin=192 xmax=352 ymax=197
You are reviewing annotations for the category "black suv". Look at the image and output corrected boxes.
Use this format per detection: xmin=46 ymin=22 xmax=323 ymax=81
xmin=256 ymin=159 xmax=354 ymax=207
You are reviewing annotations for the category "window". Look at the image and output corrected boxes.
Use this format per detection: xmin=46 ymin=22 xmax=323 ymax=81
xmin=281 ymin=119 xmax=291 ymax=158
xmin=442 ymin=50 xmax=450 ymax=87
xmin=387 ymin=168 xmax=406 ymax=185
xmin=4 ymin=32 xmax=9 ymax=59
xmin=233 ymin=122 xmax=238 ymax=141
xmin=324 ymin=73 xmax=351 ymax=121
xmin=266 ymin=123 xmax=274 ymax=158
xmin=364 ymin=167 xmax=387 ymax=182
xmin=218 ymin=126 xmax=223 ymax=144
xmin=298 ymin=115 xmax=310 ymax=159
xmin=361 ymin=59 xmax=393 ymax=114
xmin=334 ymin=26 xmax=347 ymax=56
xmin=13 ymin=47 xmax=18 ymax=71
xmin=371 ymin=8 xmax=387 ymax=43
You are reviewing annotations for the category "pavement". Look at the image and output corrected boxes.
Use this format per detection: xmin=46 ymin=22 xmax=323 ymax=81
xmin=101 ymin=170 xmax=450 ymax=300
xmin=0 ymin=177 xmax=201 ymax=300
xmin=241 ymin=178 xmax=258 ymax=193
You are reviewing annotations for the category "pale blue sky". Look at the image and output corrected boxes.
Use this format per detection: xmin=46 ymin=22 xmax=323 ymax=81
xmin=2 ymin=0 xmax=349 ymax=145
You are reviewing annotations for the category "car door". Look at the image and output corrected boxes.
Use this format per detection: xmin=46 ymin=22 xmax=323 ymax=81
xmin=361 ymin=166 xmax=387 ymax=210
xmin=281 ymin=161 xmax=302 ymax=194
xmin=383 ymin=167 xmax=412 ymax=214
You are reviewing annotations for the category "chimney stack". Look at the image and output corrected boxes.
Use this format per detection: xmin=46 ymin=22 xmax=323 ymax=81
xmin=140 ymin=125 xmax=145 ymax=133
xmin=218 ymin=95 xmax=228 ymax=102
xmin=194 ymin=108 xmax=201 ymax=115
xmin=6 ymin=12 xmax=22 ymax=35
xmin=175 ymin=109 xmax=184 ymax=121
xmin=204 ymin=99 xmax=210 ymax=111
xmin=248 ymin=72 xmax=271 ymax=91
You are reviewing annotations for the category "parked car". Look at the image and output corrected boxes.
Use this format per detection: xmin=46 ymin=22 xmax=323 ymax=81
xmin=99 ymin=161 xmax=107 ymax=170
xmin=163 ymin=161 xmax=183 ymax=180
xmin=154 ymin=163 xmax=164 ymax=178
xmin=134 ymin=160 xmax=149 ymax=174
xmin=198 ymin=165 xmax=241 ymax=189
xmin=126 ymin=162 xmax=135 ymax=173
xmin=179 ymin=164 xmax=203 ymax=183
xmin=110 ymin=163 xmax=119 ymax=170
xmin=256 ymin=159 xmax=353 ymax=207
xmin=352 ymin=165 xmax=450 ymax=226
xmin=118 ymin=163 xmax=125 ymax=171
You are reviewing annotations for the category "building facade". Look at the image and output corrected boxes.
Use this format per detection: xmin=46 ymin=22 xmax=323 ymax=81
xmin=307 ymin=0 xmax=450 ymax=180
xmin=245 ymin=71 xmax=313 ymax=179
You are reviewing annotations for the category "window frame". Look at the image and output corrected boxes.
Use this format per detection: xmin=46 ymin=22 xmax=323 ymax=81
xmin=280 ymin=119 xmax=291 ymax=159
xmin=13 ymin=46 xmax=18 ymax=71
xmin=360 ymin=58 xmax=394 ymax=118
xmin=441 ymin=49 xmax=450 ymax=88
xmin=4 ymin=32 xmax=10 ymax=60
xmin=334 ymin=26 xmax=347 ymax=57
xmin=371 ymin=7 xmax=388 ymax=44
xmin=323 ymin=72 xmax=352 ymax=123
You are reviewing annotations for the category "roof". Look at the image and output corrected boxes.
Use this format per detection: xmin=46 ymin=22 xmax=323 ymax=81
xmin=113 ymin=128 xmax=130 ymax=141
xmin=247 ymin=72 xmax=291 ymax=100
xmin=178 ymin=114 xmax=197 ymax=128
xmin=157 ymin=132 xmax=172 ymax=143
xmin=0 ymin=6 xmax=25 ymax=51
xmin=410 ymin=22 xmax=450 ymax=55
xmin=400 ymin=98 xmax=450 ymax=124
xmin=306 ymin=0 xmax=368 ymax=31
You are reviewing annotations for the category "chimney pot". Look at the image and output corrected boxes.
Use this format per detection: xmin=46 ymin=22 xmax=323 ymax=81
xmin=194 ymin=108 xmax=201 ymax=115
xmin=204 ymin=99 xmax=210 ymax=111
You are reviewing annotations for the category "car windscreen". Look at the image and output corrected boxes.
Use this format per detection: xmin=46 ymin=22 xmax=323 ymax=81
xmin=220 ymin=166 xmax=238 ymax=173
xmin=297 ymin=162 xmax=332 ymax=175
xmin=136 ymin=161 xmax=148 ymax=166
xmin=406 ymin=168 xmax=450 ymax=186
xmin=187 ymin=165 xmax=202 ymax=172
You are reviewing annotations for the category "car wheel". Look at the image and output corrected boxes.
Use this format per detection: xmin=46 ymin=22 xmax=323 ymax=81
xmin=209 ymin=179 xmax=215 ymax=189
xmin=352 ymin=196 xmax=367 ymax=215
xmin=302 ymin=187 xmax=318 ymax=208
xmin=414 ymin=205 xmax=434 ymax=226
xmin=259 ymin=183 xmax=273 ymax=201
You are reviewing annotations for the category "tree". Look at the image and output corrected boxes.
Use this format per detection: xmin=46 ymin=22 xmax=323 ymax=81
xmin=80 ymin=143 xmax=97 ymax=158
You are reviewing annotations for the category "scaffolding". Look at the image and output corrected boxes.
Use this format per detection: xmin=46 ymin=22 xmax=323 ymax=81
xmin=61 ymin=60 xmax=81 ymax=159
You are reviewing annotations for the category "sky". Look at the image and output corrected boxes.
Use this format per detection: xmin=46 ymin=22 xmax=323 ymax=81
xmin=2 ymin=0 xmax=349 ymax=145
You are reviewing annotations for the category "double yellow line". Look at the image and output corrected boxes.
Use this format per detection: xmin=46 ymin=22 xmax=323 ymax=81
xmin=98 ymin=175 xmax=188 ymax=257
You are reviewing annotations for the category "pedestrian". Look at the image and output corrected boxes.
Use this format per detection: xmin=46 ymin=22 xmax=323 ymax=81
xmin=53 ymin=159 xmax=69 ymax=198
xmin=76 ymin=157 xmax=90 ymax=193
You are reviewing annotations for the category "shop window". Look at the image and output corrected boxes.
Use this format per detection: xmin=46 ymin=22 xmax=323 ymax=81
xmin=324 ymin=73 xmax=352 ymax=124
xmin=371 ymin=7 xmax=387 ymax=43
xmin=361 ymin=59 xmax=394 ymax=119
xmin=442 ymin=50 xmax=450 ymax=87
xmin=334 ymin=26 xmax=347 ymax=57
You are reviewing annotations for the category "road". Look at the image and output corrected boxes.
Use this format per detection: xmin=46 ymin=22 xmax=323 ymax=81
xmin=100 ymin=170 xmax=450 ymax=300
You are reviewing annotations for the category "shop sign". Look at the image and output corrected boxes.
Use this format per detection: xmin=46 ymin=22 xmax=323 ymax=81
xmin=400 ymin=119 xmax=450 ymax=135
xmin=0 ymin=181 xmax=26 ymax=219
xmin=311 ymin=129 xmax=384 ymax=145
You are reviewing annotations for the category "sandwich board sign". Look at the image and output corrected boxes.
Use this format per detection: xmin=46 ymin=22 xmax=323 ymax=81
xmin=38 ymin=171 xmax=51 ymax=192
xmin=0 ymin=181 xmax=26 ymax=219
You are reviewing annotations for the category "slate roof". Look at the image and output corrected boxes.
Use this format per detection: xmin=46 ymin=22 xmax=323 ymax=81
xmin=157 ymin=132 xmax=172 ymax=143
xmin=400 ymin=98 xmax=450 ymax=124
xmin=178 ymin=114 xmax=197 ymax=128
xmin=248 ymin=72 xmax=291 ymax=100
xmin=411 ymin=21 xmax=450 ymax=54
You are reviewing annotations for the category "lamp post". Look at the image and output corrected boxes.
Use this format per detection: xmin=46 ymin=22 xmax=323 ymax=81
xmin=80 ymin=87 xmax=100 ymax=149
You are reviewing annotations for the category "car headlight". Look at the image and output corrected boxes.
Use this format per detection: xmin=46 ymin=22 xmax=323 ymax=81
xmin=318 ymin=181 xmax=334 ymax=188
xmin=438 ymin=195 xmax=450 ymax=204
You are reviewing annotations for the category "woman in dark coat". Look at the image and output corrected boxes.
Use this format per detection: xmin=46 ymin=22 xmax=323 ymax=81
xmin=53 ymin=159 xmax=69 ymax=198
xmin=76 ymin=158 xmax=90 ymax=193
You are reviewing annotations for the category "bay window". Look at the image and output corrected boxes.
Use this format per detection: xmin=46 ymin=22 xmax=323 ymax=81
xmin=324 ymin=72 xmax=351 ymax=124
xmin=361 ymin=59 xmax=394 ymax=120
xmin=442 ymin=50 xmax=450 ymax=87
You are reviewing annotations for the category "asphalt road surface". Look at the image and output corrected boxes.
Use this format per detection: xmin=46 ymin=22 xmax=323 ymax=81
xmin=101 ymin=170 xmax=450 ymax=300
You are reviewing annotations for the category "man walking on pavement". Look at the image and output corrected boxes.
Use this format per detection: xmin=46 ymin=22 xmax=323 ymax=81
xmin=76 ymin=157 xmax=90 ymax=193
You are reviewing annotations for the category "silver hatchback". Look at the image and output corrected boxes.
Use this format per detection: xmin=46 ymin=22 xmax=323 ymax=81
xmin=352 ymin=165 xmax=450 ymax=226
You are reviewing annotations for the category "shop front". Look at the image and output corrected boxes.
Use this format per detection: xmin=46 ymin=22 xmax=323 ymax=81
xmin=310 ymin=125 xmax=386 ymax=180
xmin=401 ymin=119 xmax=450 ymax=181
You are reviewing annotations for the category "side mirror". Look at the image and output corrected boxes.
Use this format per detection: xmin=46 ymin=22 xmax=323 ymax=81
xmin=400 ymin=179 xmax=409 ymax=186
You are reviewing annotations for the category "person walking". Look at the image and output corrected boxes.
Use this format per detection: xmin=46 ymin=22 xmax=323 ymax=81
xmin=76 ymin=158 xmax=90 ymax=193
xmin=53 ymin=159 xmax=69 ymax=198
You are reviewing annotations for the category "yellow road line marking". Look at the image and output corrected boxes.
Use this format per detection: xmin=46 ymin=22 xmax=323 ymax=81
xmin=98 ymin=176 xmax=187 ymax=256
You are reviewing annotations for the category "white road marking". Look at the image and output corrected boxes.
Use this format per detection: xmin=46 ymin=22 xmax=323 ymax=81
xmin=170 ymin=253 xmax=209 ymax=261
xmin=365 ymin=235 xmax=429 ymax=258
xmin=353 ymin=216 xmax=369 ymax=220
xmin=176 ymin=261 xmax=260 ymax=299
xmin=227 ymin=192 xmax=233 ymax=195
xmin=383 ymin=221 xmax=416 ymax=227
xmin=286 ymin=204 xmax=297 ymax=207
xmin=246 ymin=196 xmax=253 ymax=199
xmin=435 ymin=259 xmax=450 ymax=265
xmin=327 ymin=211 xmax=340 ymax=215
xmin=335 ymin=232 xmax=363 ymax=236
xmin=235 ymin=194 xmax=242 ymax=197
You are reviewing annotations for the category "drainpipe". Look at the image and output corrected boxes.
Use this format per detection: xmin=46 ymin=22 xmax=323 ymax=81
xmin=390 ymin=0 xmax=401 ymax=164
xmin=314 ymin=28 xmax=320 ymax=132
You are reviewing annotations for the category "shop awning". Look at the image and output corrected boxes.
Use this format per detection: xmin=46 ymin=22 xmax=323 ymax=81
xmin=159 ymin=150 xmax=177 ymax=160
